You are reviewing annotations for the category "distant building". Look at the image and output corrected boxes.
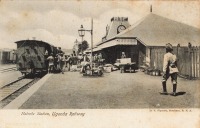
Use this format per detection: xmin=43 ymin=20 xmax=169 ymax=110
xmin=0 ymin=48 xmax=16 ymax=64
xmin=72 ymin=39 xmax=81 ymax=55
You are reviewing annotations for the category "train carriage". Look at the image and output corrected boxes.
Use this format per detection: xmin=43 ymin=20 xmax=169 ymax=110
xmin=0 ymin=49 xmax=16 ymax=64
xmin=9 ymin=50 xmax=16 ymax=63
xmin=0 ymin=49 xmax=10 ymax=64
xmin=15 ymin=40 xmax=59 ymax=75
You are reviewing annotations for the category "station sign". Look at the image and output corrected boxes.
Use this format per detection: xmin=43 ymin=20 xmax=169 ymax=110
xmin=116 ymin=39 xmax=137 ymax=45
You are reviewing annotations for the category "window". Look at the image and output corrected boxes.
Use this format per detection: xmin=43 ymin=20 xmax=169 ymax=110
xmin=22 ymin=56 xmax=27 ymax=61
xmin=37 ymin=56 xmax=41 ymax=61
xmin=26 ymin=49 xmax=30 ymax=54
xmin=34 ymin=49 xmax=38 ymax=54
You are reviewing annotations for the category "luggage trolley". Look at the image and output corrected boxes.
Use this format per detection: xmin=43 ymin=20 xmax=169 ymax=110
xmin=119 ymin=58 xmax=136 ymax=73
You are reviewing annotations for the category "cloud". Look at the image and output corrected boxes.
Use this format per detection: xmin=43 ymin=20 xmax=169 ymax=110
xmin=0 ymin=9 xmax=84 ymax=49
xmin=0 ymin=1 xmax=199 ymax=50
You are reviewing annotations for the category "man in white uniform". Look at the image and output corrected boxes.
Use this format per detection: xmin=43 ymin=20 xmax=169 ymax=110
xmin=60 ymin=53 xmax=66 ymax=74
xmin=47 ymin=53 xmax=54 ymax=73
xmin=160 ymin=43 xmax=179 ymax=96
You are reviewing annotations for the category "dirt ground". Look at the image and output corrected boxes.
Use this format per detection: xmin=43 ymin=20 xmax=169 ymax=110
xmin=20 ymin=70 xmax=200 ymax=109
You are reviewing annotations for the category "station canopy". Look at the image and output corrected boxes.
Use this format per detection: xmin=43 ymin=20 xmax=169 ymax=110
xmin=95 ymin=38 xmax=137 ymax=51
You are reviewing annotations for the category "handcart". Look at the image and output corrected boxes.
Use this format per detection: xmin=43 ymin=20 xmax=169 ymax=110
xmin=119 ymin=58 xmax=136 ymax=73
xmin=80 ymin=62 xmax=103 ymax=76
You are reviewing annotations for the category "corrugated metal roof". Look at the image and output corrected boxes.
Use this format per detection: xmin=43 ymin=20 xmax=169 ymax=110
xmin=116 ymin=13 xmax=200 ymax=46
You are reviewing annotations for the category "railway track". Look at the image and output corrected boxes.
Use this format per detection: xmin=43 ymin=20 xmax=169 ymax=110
xmin=0 ymin=66 xmax=17 ymax=73
xmin=0 ymin=77 xmax=40 ymax=108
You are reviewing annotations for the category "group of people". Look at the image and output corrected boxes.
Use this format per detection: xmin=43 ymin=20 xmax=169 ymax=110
xmin=93 ymin=53 xmax=104 ymax=66
xmin=79 ymin=53 xmax=105 ymax=74
xmin=46 ymin=52 xmax=71 ymax=74
xmin=46 ymin=52 xmax=104 ymax=74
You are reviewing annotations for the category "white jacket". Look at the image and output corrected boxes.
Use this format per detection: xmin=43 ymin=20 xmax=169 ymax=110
xmin=163 ymin=52 xmax=179 ymax=74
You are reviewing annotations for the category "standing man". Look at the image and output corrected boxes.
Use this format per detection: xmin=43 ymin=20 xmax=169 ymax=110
xmin=121 ymin=52 xmax=126 ymax=58
xmin=60 ymin=53 xmax=66 ymax=74
xmin=98 ymin=53 xmax=103 ymax=66
xmin=68 ymin=54 xmax=73 ymax=71
xmin=54 ymin=54 xmax=59 ymax=70
xmin=80 ymin=54 xmax=91 ymax=73
xmin=160 ymin=43 xmax=179 ymax=96
xmin=57 ymin=53 xmax=61 ymax=72
xmin=65 ymin=55 xmax=70 ymax=71
xmin=65 ymin=55 xmax=68 ymax=67
xmin=58 ymin=47 xmax=63 ymax=54
xmin=94 ymin=54 xmax=98 ymax=63
xmin=77 ymin=53 xmax=83 ymax=65
xmin=47 ymin=53 xmax=54 ymax=73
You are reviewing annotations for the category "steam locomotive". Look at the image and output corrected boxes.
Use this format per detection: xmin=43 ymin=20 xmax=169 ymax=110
xmin=15 ymin=40 xmax=61 ymax=75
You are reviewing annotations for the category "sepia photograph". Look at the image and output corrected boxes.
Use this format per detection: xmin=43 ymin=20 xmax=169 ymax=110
xmin=0 ymin=0 xmax=199 ymax=127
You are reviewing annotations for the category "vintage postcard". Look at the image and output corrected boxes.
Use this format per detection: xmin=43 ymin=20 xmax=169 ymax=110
xmin=0 ymin=0 xmax=199 ymax=127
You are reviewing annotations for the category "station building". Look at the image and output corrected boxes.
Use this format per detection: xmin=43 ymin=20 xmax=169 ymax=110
xmin=93 ymin=13 xmax=200 ymax=70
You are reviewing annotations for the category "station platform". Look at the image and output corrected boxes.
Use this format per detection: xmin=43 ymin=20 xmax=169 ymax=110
xmin=0 ymin=64 xmax=16 ymax=69
xmin=3 ymin=70 xmax=200 ymax=109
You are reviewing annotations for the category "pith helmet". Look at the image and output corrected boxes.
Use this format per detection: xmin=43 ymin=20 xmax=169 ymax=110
xmin=166 ymin=43 xmax=173 ymax=50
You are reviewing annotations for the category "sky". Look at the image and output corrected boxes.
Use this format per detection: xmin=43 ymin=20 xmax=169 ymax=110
xmin=0 ymin=0 xmax=199 ymax=49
